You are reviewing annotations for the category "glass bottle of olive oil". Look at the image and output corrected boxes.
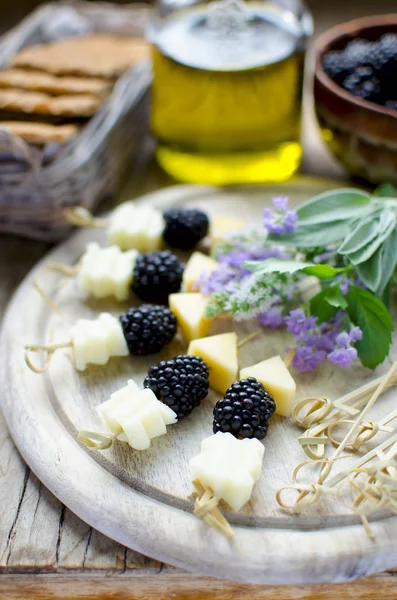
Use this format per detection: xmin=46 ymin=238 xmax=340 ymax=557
xmin=148 ymin=0 xmax=312 ymax=184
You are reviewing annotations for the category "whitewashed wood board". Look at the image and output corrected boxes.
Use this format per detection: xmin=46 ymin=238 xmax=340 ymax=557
xmin=2 ymin=179 xmax=397 ymax=585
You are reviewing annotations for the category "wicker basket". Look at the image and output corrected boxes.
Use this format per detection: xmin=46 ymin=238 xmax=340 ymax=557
xmin=0 ymin=1 xmax=152 ymax=241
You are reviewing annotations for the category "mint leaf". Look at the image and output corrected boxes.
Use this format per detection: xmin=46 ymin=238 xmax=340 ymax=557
xmin=296 ymin=189 xmax=372 ymax=226
xmin=346 ymin=286 xmax=393 ymax=369
xmin=310 ymin=286 xmax=347 ymax=323
xmin=245 ymin=259 xmax=346 ymax=279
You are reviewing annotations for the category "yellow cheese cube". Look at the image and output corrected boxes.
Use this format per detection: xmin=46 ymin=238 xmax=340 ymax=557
xmin=240 ymin=355 xmax=296 ymax=417
xmin=188 ymin=332 xmax=238 ymax=394
xmin=182 ymin=251 xmax=218 ymax=292
xmin=210 ymin=215 xmax=246 ymax=242
xmin=169 ymin=293 xmax=213 ymax=342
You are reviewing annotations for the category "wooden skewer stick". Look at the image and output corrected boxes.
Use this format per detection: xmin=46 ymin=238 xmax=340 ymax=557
xmin=63 ymin=207 xmax=109 ymax=228
xmin=192 ymin=480 xmax=234 ymax=538
xmin=24 ymin=341 xmax=72 ymax=373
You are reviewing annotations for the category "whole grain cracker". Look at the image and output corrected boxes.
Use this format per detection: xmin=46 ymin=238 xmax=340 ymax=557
xmin=0 ymin=69 xmax=111 ymax=97
xmin=0 ymin=121 xmax=78 ymax=144
xmin=0 ymin=89 xmax=101 ymax=117
xmin=11 ymin=35 xmax=149 ymax=79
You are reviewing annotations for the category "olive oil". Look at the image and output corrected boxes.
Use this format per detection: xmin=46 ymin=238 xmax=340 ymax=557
xmin=149 ymin=2 xmax=306 ymax=184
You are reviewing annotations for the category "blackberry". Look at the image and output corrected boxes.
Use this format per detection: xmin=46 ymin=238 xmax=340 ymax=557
xmin=144 ymin=355 xmax=209 ymax=419
xmin=120 ymin=305 xmax=177 ymax=356
xmin=322 ymin=50 xmax=357 ymax=85
xmin=343 ymin=69 xmax=382 ymax=103
xmin=132 ymin=250 xmax=184 ymax=304
xmin=213 ymin=377 xmax=276 ymax=440
xmin=163 ymin=209 xmax=210 ymax=250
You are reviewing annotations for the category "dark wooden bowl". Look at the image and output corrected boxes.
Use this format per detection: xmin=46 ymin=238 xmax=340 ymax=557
xmin=314 ymin=15 xmax=397 ymax=184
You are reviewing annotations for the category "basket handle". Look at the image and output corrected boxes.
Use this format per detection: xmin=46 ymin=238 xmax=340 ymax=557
xmin=0 ymin=128 xmax=42 ymax=174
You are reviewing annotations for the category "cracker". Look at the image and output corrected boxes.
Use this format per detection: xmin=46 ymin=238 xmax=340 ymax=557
xmin=11 ymin=35 xmax=149 ymax=79
xmin=0 ymin=90 xmax=101 ymax=117
xmin=0 ymin=121 xmax=78 ymax=144
xmin=0 ymin=69 xmax=111 ymax=96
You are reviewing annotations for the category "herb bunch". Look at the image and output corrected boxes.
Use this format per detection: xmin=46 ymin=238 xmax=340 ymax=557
xmin=197 ymin=186 xmax=396 ymax=373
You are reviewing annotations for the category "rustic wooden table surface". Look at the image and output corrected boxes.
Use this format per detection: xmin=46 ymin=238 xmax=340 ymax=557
xmin=1 ymin=1 xmax=397 ymax=598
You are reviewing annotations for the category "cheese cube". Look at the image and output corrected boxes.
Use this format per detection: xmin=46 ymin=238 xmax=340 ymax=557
xmin=188 ymin=332 xmax=238 ymax=394
xmin=210 ymin=215 xmax=246 ymax=243
xmin=240 ymin=355 xmax=296 ymax=417
xmin=97 ymin=384 xmax=177 ymax=450
xmin=97 ymin=379 xmax=139 ymax=434
xmin=182 ymin=252 xmax=218 ymax=292
xmin=169 ymin=293 xmax=213 ymax=342
xmin=71 ymin=312 xmax=129 ymax=371
xmin=190 ymin=432 xmax=264 ymax=511
xmin=78 ymin=243 xmax=138 ymax=301
xmin=108 ymin=203 xmax=164 ymax=252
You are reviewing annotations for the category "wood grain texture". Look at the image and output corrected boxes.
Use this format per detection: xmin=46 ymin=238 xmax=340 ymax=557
xmin=2 ymin=180 xmax=397 ymax=587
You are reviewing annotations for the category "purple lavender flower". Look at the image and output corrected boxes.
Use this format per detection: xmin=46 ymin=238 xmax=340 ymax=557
xmin=286 ymin=309 xmax=317 ymax=335
xmin=340 ymin=277 xmax=350 ymax=296
xmin=263 ymin=196 xmax=297 ymax=235
xmin=258 ymin=307 xmax=284 ymax=329
xmin=328 ymin=346 xmax=358 ymax=368
xmin=349 ymin=326 xmax=363 ymax=342
xmin=292 ymin=346 xmax=326 ymax=372
xmin=335 ymin=332 xmax=350 ymax=348
xmin=196 ymin=263 xmax=235 ymax=294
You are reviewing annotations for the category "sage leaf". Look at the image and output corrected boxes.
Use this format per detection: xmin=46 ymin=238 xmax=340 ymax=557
xmin=375 ymin=228 xmax=397 ymax=295
xmin=338 ymin=213 xmax=382 ymax=255
xmin=355 ymin=248 xmax=382 ymax=292
xmin=296 ymin=188 xmax=372 ymax=226
xmin=272 ymin=220 xmax=351 ymax=248
xmin=346 ymin=286 xmax=393 ymax=369
xmin=245 ymin=258 xmax=346 ymax=279
xmin=345 ymin=209 xmax=397 ymax=265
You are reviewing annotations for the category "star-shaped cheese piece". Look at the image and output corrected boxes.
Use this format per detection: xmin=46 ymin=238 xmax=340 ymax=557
xmin=188 ymin=332 xmax=238 ymax=394
xmin=190 ymin=432 xmax=264 ymax=511
xmin=97 ymin=381 xmax=177 ymax=450
xmin=71 ymin=312 xmax=129 ymax=371
xmin=169 ymin=293 xmax=213 ymax=342
xmin=182 ymin=251 xmax=218 ymax=292
xmin=78 ymin=242 xmax=138 ymax=301
xmin=240 ymin=355 xmax=296 ymax=417
xmin=108 ymin=203 xmax=164 ymax=252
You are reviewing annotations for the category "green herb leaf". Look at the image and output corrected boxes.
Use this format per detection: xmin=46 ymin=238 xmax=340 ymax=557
xmin=270 ymin=221 xmax=352 ymax=248
xmin=296 ymin=188 xmax=372 ymax=226
xmin=355 ymin=248 xmax=382 ymax=292
xmin=245 ymin=258 xmax=347 ymax=279
xmin=375 ymin=228 xmax=397 ymax=295
xmin=345 ymin=210 xmax=397 ymax=265
xmin=346 ymin=286 xmax=393 ymax=369
xmin=337 ymin=213 xmax=382 ymax=255
xmin=374 ymin=182 xmax=396 ymax=198
xmin=310 ymin=285 xmax=348 ymax=323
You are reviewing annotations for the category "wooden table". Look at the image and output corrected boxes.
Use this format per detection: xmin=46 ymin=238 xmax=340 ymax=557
xmin=1 ymin=1 xmax=397 ymax=598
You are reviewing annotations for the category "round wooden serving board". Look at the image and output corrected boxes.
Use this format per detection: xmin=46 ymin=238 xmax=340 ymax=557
xmin=2 ymin=178 xmax=397 ymax=585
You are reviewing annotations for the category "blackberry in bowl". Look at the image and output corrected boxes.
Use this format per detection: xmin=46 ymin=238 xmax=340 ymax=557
xmin=314 ymin=16 xmax=397 ymax=184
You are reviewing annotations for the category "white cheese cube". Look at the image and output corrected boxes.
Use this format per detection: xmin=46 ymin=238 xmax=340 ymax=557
xmin=97 ymin=379 xmax=139 ymax=434
xmin=108 ymin=203 xmax=164 ymax=252
xmin=78 ymin=243 xmax=138 ymax=301
xmin=71 ymin=312 xmax=129 ymax=371
xmin=116 ymin=414 xmax=152 ymax=450
xmin=240 ymin=355 xmax=296 ymax=418
xmin=190 ymin=432 xmax=264 ymax=512
xmin=182 ymin=252 xmax=218 ymax=292
xmin=97 ymin=384 xmax=177 ymax=451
